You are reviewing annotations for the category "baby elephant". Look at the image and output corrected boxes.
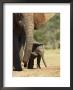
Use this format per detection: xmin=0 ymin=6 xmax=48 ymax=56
xmin=27 ymin=42 xmax=47 ymax=69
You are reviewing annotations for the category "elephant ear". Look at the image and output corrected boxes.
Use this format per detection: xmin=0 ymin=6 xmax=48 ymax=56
xmin=34 ymin=13 xmax=45 ymax=29
xmin=34 ymin=13 xmax=56 ymax=29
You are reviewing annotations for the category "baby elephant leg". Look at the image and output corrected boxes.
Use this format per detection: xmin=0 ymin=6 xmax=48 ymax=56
xmin=37 ymin=55 xmax=41 ymax=68
xmin=28 ymin=54 xmax=35 ymax=69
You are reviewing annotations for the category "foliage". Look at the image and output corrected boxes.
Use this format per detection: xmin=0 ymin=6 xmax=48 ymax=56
xmin=34 ymin=13 xmax=60 ymax=49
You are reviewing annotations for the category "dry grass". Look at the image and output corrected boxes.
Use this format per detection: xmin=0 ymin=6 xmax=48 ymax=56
xmin=12 ymin=49 xmax=60 ymax=77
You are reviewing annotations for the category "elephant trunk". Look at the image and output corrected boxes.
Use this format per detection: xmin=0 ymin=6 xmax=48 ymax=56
xmin=22 ymin=13 xmax=34 ymax=67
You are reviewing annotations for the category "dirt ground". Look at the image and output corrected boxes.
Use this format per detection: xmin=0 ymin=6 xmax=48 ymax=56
xmin=12 ymin=49 xmax=60 ymax=77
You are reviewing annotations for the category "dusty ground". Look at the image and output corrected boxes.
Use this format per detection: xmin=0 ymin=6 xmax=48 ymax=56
xmin=12 ymin=49 xmax=60 ymax=77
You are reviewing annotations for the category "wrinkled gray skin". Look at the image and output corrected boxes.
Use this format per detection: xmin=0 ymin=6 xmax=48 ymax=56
xmin=13 ymin=13 xmax=33 ymax=71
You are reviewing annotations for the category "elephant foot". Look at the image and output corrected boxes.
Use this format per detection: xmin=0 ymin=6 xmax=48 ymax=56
xmin=28 ymin=67 xmax=33 ymax=69
xmin=27 ymin=64 xmax=33 ymax=69
xmin=27 ymin=63 xmax=34 ymax=69
xmin=14 ymin=68 xmax=22 ymax=71
xmin=13 ymin=67 xmax=22 ymax=71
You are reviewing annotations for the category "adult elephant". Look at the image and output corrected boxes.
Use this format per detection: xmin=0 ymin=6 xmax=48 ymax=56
xmin=13 ymin=13 xmax=47 ymax=71
xmin=13 ymin=13 xmax=34 ymax=71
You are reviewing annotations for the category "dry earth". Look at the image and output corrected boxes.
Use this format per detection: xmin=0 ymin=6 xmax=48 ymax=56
xmin=12 ymin=49 xmax=60 ymax=77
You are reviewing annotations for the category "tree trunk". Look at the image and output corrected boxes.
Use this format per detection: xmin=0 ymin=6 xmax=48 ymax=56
xmin=22 ymin=13 xmax=34 ymax=67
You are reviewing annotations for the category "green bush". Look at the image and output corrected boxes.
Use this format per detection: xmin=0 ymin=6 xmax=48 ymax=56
xmin=34 ymin=13 xmax=60 ymax=49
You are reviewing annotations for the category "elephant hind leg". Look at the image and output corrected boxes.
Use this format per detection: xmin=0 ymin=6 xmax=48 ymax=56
xmin=37 ymin=55 xmax=41 ymax=68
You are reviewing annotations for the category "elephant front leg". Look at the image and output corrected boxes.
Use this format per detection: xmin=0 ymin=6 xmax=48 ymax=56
xmin=13 ymin=56 xmax=22 ymax=71
xmin=13 ymin=33 xmax=22 ymax=71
